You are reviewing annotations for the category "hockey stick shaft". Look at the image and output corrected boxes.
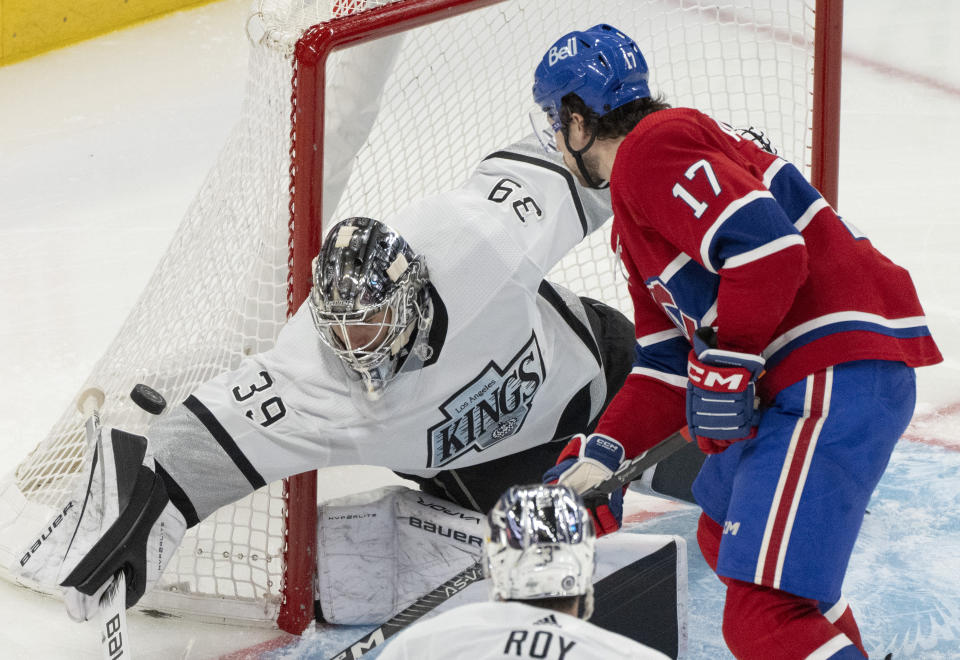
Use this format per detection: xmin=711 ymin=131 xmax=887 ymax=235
xmin=77 ymin=389 xmax=131 ymax=660
xmin=328 ymin=426 xmax=691 ymax=659
xmin=580 ymin=426 xmax=691 ymax=500
xmin=329 ymin=562 xmax=486 ymax=660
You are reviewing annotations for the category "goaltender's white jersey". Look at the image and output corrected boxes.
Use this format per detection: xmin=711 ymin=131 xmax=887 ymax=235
xmin=377 ymin=601 xmax=670 ymax=660
xmin=151 ymin=136 xmax=613 ymax=521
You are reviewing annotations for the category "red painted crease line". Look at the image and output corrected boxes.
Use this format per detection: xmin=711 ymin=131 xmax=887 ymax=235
xmin=902 ymin=401 xmax=960 ymax=451
xmin=624 ymin=510 xmax=672 ymax=525
xmin=843 ymin=51 xmax=960 ymax=99
xmin=217 ymin=634 xmax=299 ymax=660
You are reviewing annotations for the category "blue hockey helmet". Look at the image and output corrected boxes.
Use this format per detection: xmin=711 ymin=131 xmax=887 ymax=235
xmin=532 ymin=24 xmax=650 ymax=129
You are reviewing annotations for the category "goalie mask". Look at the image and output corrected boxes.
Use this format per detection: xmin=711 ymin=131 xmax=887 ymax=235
xmin=309 ymin=217 xmax=432 ymax=399
xmin=484 ymin=484 xmax=597 ymax=619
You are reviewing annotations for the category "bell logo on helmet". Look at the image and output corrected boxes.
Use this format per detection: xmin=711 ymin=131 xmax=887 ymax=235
xmin=547 ymin=37 xmax=578 ymax=66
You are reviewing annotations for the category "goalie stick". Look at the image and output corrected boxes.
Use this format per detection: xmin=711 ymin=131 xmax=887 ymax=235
xmin=329 ymin=426 xmax=692 ymax=660
xmin=76 ymin=388 xmax=131 ymax=660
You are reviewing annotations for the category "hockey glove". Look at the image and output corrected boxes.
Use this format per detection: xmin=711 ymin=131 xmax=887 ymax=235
xmin=543 ymin=433 xmax=625 ymax=537
xmin=686 ymin=327 xmax=765 ymax=454
xmin=18 ymin=426 xmax=187 ymax=622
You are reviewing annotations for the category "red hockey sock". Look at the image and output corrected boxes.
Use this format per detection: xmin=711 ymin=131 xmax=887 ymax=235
xmin=722 ymin=579 xmax=866 ymax=659
xmin=821 ymin=599 xmax=867 ymax=657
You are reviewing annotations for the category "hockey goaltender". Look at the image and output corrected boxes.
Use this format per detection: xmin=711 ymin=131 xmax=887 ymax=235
xmin=17 ymin=133 xmax=694 ymax=656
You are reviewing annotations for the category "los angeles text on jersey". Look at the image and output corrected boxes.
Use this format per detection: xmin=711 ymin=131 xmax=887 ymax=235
xmin=427 ymin=333 xmax=545 ymax=467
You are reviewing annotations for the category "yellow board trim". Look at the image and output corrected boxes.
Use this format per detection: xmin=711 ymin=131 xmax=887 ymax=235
xmin=1 ymin=0 xmax=222 ymax=66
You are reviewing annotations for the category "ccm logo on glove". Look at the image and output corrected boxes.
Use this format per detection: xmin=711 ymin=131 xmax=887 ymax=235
xmin=687 ymin=361 xmax=750 ymax=391
xmin=590 ymin=436 xmax=622 ymax=453
xmin=686 ymin=327 xmax=765 ymax=453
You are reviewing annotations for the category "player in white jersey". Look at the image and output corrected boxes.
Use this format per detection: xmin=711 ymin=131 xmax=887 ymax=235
xmin=23 ymin=135 xmax=664 ymax=621
xmin=378 ymin=483 xmax=669 ymax=660
xmin=153 ymin=136 xmax=632 ymax=513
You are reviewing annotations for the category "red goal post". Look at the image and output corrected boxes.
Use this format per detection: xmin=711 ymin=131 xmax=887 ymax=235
xmin=281 ymin=0 xmax=843 ymax=633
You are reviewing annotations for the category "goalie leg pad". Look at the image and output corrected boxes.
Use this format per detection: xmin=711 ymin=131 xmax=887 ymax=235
xmin=316 ymin=485 xmax=483 ymax=624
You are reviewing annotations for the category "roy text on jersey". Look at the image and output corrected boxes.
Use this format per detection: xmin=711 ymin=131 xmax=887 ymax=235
xmin=427 ymin=333 xmax=545 ymax=467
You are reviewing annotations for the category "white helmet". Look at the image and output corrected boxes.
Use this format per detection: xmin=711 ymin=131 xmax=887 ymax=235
xmin=308 ymin=217 xmax=432 ymax=399
xmin=484 ymin=484 xmax=597 ymax=619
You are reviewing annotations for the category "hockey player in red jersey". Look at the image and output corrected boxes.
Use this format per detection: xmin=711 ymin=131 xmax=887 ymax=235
xmin=533 ymin=23 xmax=942 ymax=660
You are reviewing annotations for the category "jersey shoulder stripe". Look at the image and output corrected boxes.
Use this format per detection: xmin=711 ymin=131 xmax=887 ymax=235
xmin=766 ymin=160 xmax=825 ymax=225
xmin=723 ymin=234 xmax=806 ymax=270
xmin=699 ymin=190 xmax=778 ymax=273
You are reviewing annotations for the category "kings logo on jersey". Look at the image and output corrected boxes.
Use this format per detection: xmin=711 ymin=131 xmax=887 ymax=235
xmin=427 ymin=333 xmax=545 ymax=467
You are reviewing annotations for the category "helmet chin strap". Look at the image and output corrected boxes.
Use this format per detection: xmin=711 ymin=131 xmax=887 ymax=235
xmin=562 ymin=129 xmax=609 ymax=190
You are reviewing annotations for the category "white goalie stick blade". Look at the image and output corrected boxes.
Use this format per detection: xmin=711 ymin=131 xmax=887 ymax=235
xmin=329 ymin=427 xmax=692 ymax=659
xmin=75 ymin=388 xmax=132 ymax=660
xmin=99 ymin=571 xmax=129 ymax=660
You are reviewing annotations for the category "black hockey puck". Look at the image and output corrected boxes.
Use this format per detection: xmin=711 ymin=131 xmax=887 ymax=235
xmin=130 ymin=383 xmax=167 ymax=415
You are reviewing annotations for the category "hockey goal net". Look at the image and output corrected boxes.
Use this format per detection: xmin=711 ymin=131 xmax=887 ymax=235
xmin=0 ymin=0 xmax=841 ymax=634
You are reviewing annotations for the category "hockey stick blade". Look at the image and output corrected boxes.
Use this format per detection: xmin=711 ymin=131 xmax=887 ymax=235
xmin=77 ymin=387 xmax=106 ymax=449
xmin=75 ymin=388 xmax=133 ymax=660
xmin=327 ymin=427 xmax=691 ymax=659
xmin=99 ymin=571 xmax=130 ymax=660
xmin=78 ymin=387 xmax=106 ymax=417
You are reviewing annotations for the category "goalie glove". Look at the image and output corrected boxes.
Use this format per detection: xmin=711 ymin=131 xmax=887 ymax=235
xmin=686 ymin=327 xmax=765 ymax=454
xmin=19 ymin=426 xmax=187 ymax=622
xmin=543 ymin=433 xmax=625 ymax=537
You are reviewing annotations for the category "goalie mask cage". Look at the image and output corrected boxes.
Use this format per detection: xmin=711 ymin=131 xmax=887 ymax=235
xmin=0 ymin=0 xmax=842 ymax=635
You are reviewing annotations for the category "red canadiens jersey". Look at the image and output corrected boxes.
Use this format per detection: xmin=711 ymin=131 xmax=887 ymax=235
xmin=595 ymin=107 xmax=942 ymax=458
